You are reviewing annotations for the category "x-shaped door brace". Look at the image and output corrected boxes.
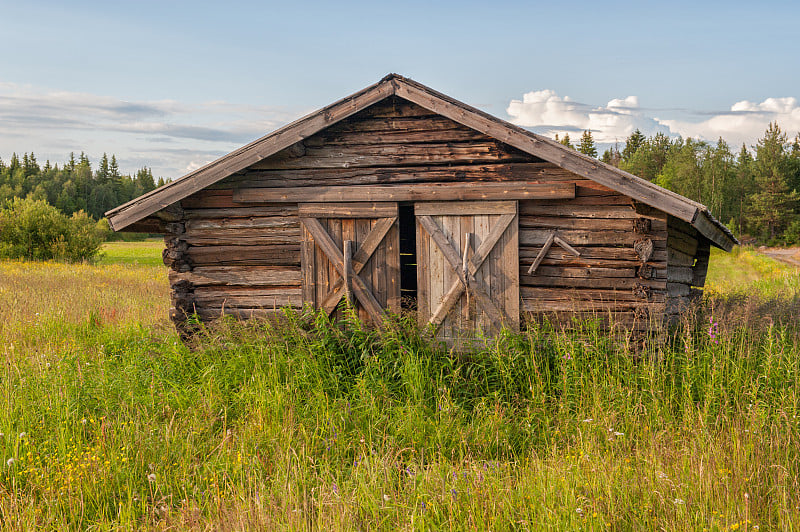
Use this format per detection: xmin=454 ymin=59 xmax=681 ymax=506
xmin=526 ymin=231 xmax=580 ymax=275
xmin=301 ymin=216 xmax=396 ymax=323
xmin=417 ymin=213 xmax=516 ymax=329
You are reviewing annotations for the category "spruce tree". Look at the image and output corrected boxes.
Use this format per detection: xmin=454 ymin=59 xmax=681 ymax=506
xmin=578 ymin=130 xmax=597 ymax=157
xmin=748 ymin=122 xmax=800 ymax=239
xmin=622 ymin=129 xmax=646 ymax=161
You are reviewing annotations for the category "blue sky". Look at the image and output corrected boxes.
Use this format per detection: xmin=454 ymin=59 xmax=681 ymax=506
xmin=1 ymin=0 xmax=798 ymax=178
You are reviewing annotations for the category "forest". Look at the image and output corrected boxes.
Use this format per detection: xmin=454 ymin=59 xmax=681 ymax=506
xmin=2 ymin=120 xmax=800 ymax=244
xmin=0 ymin=152 xmax=163 ymax=222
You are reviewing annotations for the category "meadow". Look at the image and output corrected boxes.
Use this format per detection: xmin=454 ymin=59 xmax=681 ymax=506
xmin=0 ymin=243 xmax=798 ymax=530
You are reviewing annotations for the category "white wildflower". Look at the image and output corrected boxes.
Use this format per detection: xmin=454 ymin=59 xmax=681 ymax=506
xmin=674 ymin=498 xmax=685 ymax=505
xmin=6 ymin=458 xmax=15 ymax=467
xmin=614 ymin=431 xmax=624 ymax=437
xmin=147 ymin=473 xmax=157 ymax=482
xmin=582 ymin=418 xmax=593 ymax=423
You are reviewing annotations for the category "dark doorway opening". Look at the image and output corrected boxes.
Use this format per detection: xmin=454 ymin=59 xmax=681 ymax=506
xmin=398 ymin=203 xmax=417 ymax=309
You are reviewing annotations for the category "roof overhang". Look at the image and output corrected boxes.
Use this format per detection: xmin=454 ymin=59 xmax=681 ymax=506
xmin=106 ymin=74 xmax=738 ymax=251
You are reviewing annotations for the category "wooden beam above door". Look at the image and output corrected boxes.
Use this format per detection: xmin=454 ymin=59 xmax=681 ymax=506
xmin=233 ymin=182 xmax=575 ymax=203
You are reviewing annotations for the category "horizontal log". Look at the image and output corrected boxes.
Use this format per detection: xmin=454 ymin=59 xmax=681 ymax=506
xmin=234 ymin=182 xmax=575 ymax=203
xmin=519 ymin=245 xmax=667 ymax=264
xmin=521 ymin=286 xmax=666 ymax=302
xmin=521 ymin=229 xmax=666 ymax=247
xmin=519 ymin=216 xmax=667 ymax=232
xmin=188 ymin=245 xmax=300 ymax=266
xmin=667 ymin=247 xmax=695 ymax=267
xmin=185 ymin=217 xmax=297 ymax=231
xmin=251 ymin=141 xmax=534 ymax=170
xmin=193 ymin=307 xmax=297 ymax=320
xmin=526 ymin=265 xmax=637 ymax=279
xmin=667 ymin=231 xmax=698 ymax=256
xmin=182 ymin=227 xmax=302 ymax=246
xmin=193 ymin=287 xmax=303 ymax=308
xmin=303 ymin=124 xmax=488 ymax=147
xmin=169 ymin=266 xmax=301 ymax=287
xmin=667 ymin=282 xmax=691 ymax=297
xmin=185 ymin=205 xmax=299 ymax=218
xmin=222 ymin=162 xmax=575 ymax=189
xmin=521 ymin=274 xmax=667 ymax=291
xmin=298 ymin=202 xmax=398 ymax=218
xmin=667 ymin=266 xmax=694 ymax=284
xmin=522 ymin=299 xmax=665 ymax=313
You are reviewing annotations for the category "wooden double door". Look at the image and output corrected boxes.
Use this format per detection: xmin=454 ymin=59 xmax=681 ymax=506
xmin=300 ymin=201 xmax=519 ymax=342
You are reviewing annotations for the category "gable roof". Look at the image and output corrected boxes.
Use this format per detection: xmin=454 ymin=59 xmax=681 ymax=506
xmin=106 ymin=74 xmax=737 ymax=251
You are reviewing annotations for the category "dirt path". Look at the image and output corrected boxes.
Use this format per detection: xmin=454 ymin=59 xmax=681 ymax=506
xmin=759 ymin=247 xmax=800 ymax=267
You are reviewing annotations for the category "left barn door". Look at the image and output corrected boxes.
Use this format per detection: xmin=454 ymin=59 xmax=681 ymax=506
xmin=299 ymin=202 xmax=401 ymax=324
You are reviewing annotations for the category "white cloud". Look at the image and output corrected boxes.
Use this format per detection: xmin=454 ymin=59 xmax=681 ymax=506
xmin=0 ymin=81 xmax=299 ymax=178
xmin=507 ymin=90 xmax=800 ymax=148
xmin=660 ymin=97 xmax=800 ymax=146
xmin=506 ymin=90 xmax=668 ymax=144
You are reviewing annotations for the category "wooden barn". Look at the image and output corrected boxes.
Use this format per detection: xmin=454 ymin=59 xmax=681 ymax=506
xmin=106 ymin=74 xmax=737 ymax=343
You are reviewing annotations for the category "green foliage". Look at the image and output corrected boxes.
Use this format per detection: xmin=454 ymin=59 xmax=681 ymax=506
xmin=616 ymin=122 xmax=800 ymax=243
xmin=0 ymin=151 xmax=160 ymax=220
xmin=577 ymin=130 xmax=597 ymax=157
xmin=0 ymin=198 xmax=106 ymax=262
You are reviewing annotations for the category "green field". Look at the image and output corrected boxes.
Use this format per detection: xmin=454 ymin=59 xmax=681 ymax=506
xmin=99 ymin=239 xmax=165 ymax=267
xmin=0 ymin=243 xmax=798 ymax=529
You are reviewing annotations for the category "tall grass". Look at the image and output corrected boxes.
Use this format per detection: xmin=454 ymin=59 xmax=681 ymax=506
xmin=0 ymin=251 xmax=798 ymax=529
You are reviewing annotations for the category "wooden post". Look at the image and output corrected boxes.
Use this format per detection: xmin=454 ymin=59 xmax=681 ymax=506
xmin=462 ymin=232 xmax=473 ymax=321
xmin=343 ymin=240 xmax=354 ymax=306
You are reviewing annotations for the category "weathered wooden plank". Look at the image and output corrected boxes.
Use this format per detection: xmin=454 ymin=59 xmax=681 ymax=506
xmin=303 ymin=124 xmax=489 ymax=146
xmin=667 ymin=266 xmax=694 ymax=284
xmin=250 ymin=141 xmax=533 ymax=170
xmin=184 ymin=205 xmax=298 ymax=219
xmin=521 ymin=229 xmax=666 ymax=247
xmin=182 ymin=227 xmax=302 ymax=246
xmin=692 ymin=211 xmax=736 ymax=251
xmin=520 ymin=286 xmax=666 ymax=302
xmin=414 ymin=201 xmax=517 ymax=216
xmin=184 ymin=216 xmax=296 ymax=231
xmin=301 ymin=226 xmax=315 ymax=305
xmin=668 ymin=246 xmax=695 ymax=267
xmin=169 ymin=266 xmax=301 ymax=287
xmin=667 ymin=282 xmax=691 ymax=297
xmin=692 ymin=239 xmax=711 ymax=286
xmin=520 ymin=274 xmax=666 ymax=291
xmin=519 ymin=216 xmax=667 ymax=232
xmin=520 ymin=246 xmax=668 ymax=264
xmin=224 ymin=162 xmax=574 ymax=189
xmin=298 ymin=202 xmax=398 ymax=218
xmin=521 ymin=299 xmax=664 ymax=312
xmin=188 ymin=245 xmax=300 ymax=266
xmin=235 ymin=182 xmax=575 ymax=203
xmin=501 ymin=212 xmax=520 ymax=331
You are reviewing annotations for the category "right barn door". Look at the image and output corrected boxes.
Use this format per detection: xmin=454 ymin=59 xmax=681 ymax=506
xmin=415 ymin=201 xmax=519 ymax=346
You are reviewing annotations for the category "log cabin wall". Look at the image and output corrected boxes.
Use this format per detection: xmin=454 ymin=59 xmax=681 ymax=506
xmin=171 ymin=97 xmax=670 ymax=329
xmin=665 ymin=216 xmax=711 ymax=321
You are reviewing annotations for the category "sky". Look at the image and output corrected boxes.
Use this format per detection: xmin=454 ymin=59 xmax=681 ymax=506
xmin=1 ymin=0 xmax=799 ymax=179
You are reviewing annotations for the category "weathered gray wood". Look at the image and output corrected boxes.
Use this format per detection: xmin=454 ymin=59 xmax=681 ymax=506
xmin=251 ymin=141 xmax=532 ymax=170
xmin=414 ymin=201 xmax=517 ymax=216
xmin=169 ymin=266 xmax=300 ymax=287
xmin=692 ymin=239 xmax=711 ymax=286
xmin=298 ymin=202 xmax=398 ymax=219
xmin=188 ymin=245 xmax=300 ymax=266
xmin=527 ymin=232 xmax=555 ymax=275
xmin=667 ymin=266 xmax=694 ymax=284
xmin=343 ymin=240 xmax=354 ymax=305
xmin=521 ymin=229 xmax=666 ymax=247
xmin=226 ymin=162 xmax=573 ymax=189
xmin=234 ymin=182 xmax=575 ymax=203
